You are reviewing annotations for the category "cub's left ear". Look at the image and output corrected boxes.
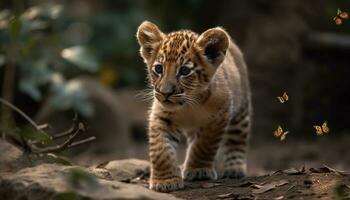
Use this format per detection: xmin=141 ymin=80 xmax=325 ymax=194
xmin=136 ymin=21 xmax=164 ymax=62
xmin=196 ymin=27 xmax=229 ymax=66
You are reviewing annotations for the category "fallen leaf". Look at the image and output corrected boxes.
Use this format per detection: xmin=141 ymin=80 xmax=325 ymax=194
xmin=309 ymin=164 xmax=347 ymax=176
xmin=282 ymin=164 xmax=306 ymax=175
xmin=274 ymin=196 xmax=284 ymax=200
xmin=95 ymin=161 xmax=110 ymax=169
xmin=287 ymin=185 xmax=295 ymax=191
xmin=251 ymin=184 xmax=264 ymax=189
xmin=252 ymin=180 xmax=289 ymax=194
xmin=270 ymin=170 xmax=283 ymax=176
xmin=201 ymin=182 xmax=221 ymax=188
xmin=239 ymin=181 xmax=254 ymax=187
xmin=217 ymin=193 xmax=234 ymax=199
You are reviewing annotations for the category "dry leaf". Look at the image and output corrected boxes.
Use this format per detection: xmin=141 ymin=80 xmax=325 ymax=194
xmin=283 ymin=167 xmax=306 ymax=175
xmin=252 ymin=180 xmax=289 ymax=194
xmin=201 ymin=182 xmax=221 ymax=188
xmin=309 ymin=164 xmax=346 ymax=175
xmin=217 ymin=193 xmax=234 ymax=199
xmin=239 ymin=181 xmax=254 ymax=187
xmin=274 ymin=196 xmax=284 ymax=200
xmin=252 ymin=184 xmax=264 ymax=189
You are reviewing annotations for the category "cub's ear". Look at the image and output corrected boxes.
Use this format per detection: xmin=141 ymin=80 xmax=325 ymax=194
xmin=136 ymin=21 xmax=164 ymax=62
xmin=196 ymin=27 xmax=229 ymax=66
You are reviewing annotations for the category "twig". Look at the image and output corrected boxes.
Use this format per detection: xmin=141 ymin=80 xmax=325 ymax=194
xmin=28 ymin=122 xmax=91 ymax=154
xmin=0 ymin=98 xmax=96 ymax=154
xmin=0 ymin=98 xmax=41 ymax=131
xmin=37 ymin=123 xmax=50 ymax=130
xmin=51 ymin=121 xmax=77 ymax=140
xmin=67 ymin=136 xmax=96 ymax=148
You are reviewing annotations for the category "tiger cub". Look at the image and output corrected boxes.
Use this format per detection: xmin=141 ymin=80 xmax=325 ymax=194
xmin=136 ymin=21 xmax=252 ymax=192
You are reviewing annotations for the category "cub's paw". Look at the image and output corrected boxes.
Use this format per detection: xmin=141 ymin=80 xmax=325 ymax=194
xmin=182 ymin=167 xmax=217 ymax=181
xmin=149 ymin=176 xmax=184 ymax=192
xmin=222 ymin=164 xmax=246 ymax=179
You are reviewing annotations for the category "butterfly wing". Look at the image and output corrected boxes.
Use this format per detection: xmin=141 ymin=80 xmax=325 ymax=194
xmin=337 ymin=8 xmax=342 ymax=15
xmin=280 ymin=131 xmax=289 ymax=141
xmin=339 ymin=11 xmax=349 ymax=19
xmin=283 ymin=92 xmax=289 ymax=101
xmin=314 ymin=125 xmax=323 ymax=135
xmin=322 ymin=121 xmax=330 ymax=133
xmin=274 ymin=126 xmax=283 ymax=137
xmin=277 ymin=96 xmax=285 ymax=103
xmin=335 ymin=17 xmax=342 ymax=25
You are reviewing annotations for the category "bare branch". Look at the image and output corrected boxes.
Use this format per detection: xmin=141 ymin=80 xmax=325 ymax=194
xmin=67 ymin=136 xmax=96 ymax=148
xmin=0 ymin=98 xmax=41 ymax=131
xmin=37 ymin=123 xmax=50 ymax=130
xmin=28 ymin=122 xmax=90 ymax=154
xmin=0 ymin=98 xmax=96 ymax=154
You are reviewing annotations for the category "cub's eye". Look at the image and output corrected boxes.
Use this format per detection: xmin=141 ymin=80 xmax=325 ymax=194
xmin=179 ymin=66 xmax=191 ymax=76
xmin=154 ymin=64 xmax=163 ymax=74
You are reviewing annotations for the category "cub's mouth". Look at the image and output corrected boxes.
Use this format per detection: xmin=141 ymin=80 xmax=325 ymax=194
xmin=155 ymin=93 xmax=185 ymax=107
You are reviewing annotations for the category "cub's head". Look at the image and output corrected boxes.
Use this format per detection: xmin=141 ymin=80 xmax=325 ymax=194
xmin=136 ymin=21 xmax=229 ymax=109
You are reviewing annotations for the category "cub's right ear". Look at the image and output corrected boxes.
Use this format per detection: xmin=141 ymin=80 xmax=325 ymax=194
xmin=136 ymin=21 xmax=164 ymax=62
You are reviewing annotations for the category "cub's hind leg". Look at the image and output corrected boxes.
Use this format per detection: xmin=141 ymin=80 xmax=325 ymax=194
xmin=221 ymin=105 xmax=251 ymax=179
xmin=148 ymin=114 xmax=183 ymax=192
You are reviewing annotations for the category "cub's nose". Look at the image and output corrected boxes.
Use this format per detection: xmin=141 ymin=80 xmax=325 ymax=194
xmin=159 ymin=85 xmax=175 ymax=99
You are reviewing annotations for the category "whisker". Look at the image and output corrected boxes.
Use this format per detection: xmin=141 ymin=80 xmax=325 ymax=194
xmin=135 ymin=89 xmax=154 ymax=102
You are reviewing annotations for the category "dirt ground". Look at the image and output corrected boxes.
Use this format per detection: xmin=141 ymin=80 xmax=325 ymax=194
xmin=170 ymin=171 xmax=350 ymax=200
xmin=76 ymin=133 xmax=350 ymax=175
xmin=75 ymin=133 xmax=350 ymax=199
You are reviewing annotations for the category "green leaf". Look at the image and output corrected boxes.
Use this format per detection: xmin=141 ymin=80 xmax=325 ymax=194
xmin=0 ymin=54 xmax=5 ymax=66
xmin=45 ymin=153 xmax=73 ymax=166
xmin=61 ymin=46 xmax=98 ymax=72
xmin=66 ymin=168 xmax=99 ymax=189
xmin=19 ymin=127 xmax=52 ymax=143
xmin=19 ymin=79 xmax=42 ymax=100
xmin=8 ymin=16 xmax=22 ymax=39
xmin=54 ymin=191 xmax=81 ymax=200
xmin=0 ymin=10 xmax=11 ymax=30
xmin=49 ymin=79 xmax=94 ymax=117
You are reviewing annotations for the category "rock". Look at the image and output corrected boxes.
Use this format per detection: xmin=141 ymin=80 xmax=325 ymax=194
xmin=0 ymin=163 xmax=181 ymax=200
xmin=93 ymin=159 xmax=150 ymax=182
xmin=34 ymin=76 xmax=132 ymax=156
xmin=0 ymin=139 xmax=25 ymax=172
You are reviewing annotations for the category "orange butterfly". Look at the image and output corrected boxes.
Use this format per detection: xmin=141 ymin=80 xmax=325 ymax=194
xmin=277 ymin=92 xmax=289 ymax=103
xmin=274 ymin=125 xmax=289 ymax=141
xmin=314 ymin=121 xmax=330 ymax=136
xmin=334 ymin=8 xmax=348 ymax=25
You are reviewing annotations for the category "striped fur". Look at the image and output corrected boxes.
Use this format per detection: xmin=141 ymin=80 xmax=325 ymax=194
xmin=137 ymin=21 xmax=252 ymax=192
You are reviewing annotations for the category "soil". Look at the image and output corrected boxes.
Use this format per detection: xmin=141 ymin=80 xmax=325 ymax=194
xmin=104 ymin=135 xmax=350 ymax=200
xmin=132 ymin=169 xmax=350 ymax=200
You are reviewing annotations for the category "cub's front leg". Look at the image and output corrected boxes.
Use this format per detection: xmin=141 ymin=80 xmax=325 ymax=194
xmin=148 ymin=114 xmax=183 ymax=192
xmin=182 ymin=119 xmax=227 ymax=181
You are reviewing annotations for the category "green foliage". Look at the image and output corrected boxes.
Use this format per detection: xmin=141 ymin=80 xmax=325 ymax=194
xmin=334 ymin=183 xmax=350 ymax=200
xmin=61 ymin=46 xmax=98 ymax=72
xmin=19 ymin=126 xmax=52 ymax=143
xmin=66 ymin=168 xmax=99 ymax=189
xmin=0 ymin=3 xmax=97 ymax=117
xmin=45 ymin=153 xmax=73 ymax=166
xmin=54 ymin=191 xmax=81 ymax=200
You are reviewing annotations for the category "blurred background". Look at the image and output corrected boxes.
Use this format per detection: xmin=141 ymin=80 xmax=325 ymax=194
xmin=1 ymin=0 xmax=350 ymax=175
